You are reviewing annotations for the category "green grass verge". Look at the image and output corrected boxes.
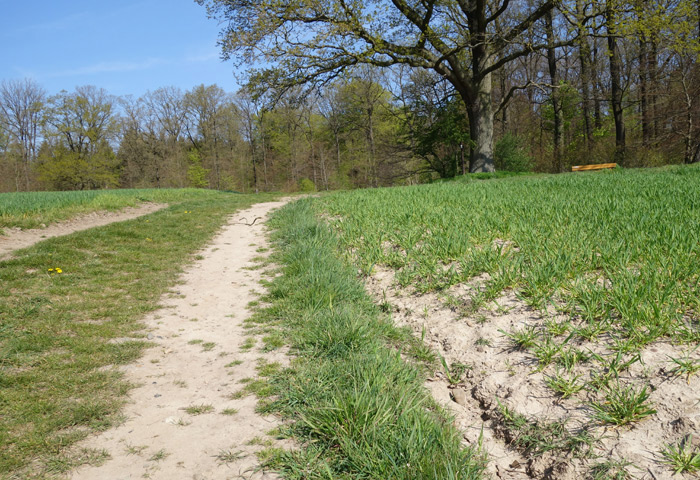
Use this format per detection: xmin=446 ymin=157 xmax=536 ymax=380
xmin=253 ymin=199 xmax=486 ymax=479
xmin=0 ymin=188 xmax=228 ymax=230
xmin=0 ymin=191 xmax=277 ymax=478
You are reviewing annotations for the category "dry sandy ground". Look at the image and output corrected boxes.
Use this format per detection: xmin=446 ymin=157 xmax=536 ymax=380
xmin=0 ymin=203 xmax=167 ymax=261
xmin=66 ymin=200 xmax=291 ymax=480
xmin=366 ymin=267 xmax=700 ymax=480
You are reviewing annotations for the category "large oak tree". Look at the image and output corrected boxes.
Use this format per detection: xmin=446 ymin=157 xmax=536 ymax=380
xmin=197 ymin=0 xmax=564 ymax=172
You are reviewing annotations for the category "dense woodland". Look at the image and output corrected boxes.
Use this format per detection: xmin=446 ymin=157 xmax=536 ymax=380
xmin=1 ymin=0 xmax=699 ymax=193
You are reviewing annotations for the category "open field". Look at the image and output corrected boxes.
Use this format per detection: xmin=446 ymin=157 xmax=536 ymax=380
xmin=0 ymin=188 xmax=229 ymax=231
xmin=3 ymin=166 xmax=700 ymax=479
xmin=0 ymin=190 xmax=277 ymax=478
xmin=308 ymin=164 xmax=700 ymax=478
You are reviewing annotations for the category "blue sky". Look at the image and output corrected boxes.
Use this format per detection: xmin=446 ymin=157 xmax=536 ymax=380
xmin=0 ymin=0 xmax=241 ymax=97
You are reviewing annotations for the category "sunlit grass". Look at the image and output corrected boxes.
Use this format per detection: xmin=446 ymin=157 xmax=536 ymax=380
xmin=0 ymin=188 xmax=226 ymax=230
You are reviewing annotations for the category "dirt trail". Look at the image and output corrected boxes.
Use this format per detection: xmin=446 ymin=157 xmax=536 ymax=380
xmin=69 ymin=199 xmax=291 ymax=480
xmin=0 ymin=202 xmax=168 ymax=261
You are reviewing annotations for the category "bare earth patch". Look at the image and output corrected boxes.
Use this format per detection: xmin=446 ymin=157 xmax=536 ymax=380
xmin=367 ymin=267 xmax=700 ymax=480
xmin=0 ymin=202 xmax=168 ymax=260
xmin=68 ymin=200 xmax=290 ymax=480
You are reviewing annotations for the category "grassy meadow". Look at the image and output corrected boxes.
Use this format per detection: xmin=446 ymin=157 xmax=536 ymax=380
xmin=0 ymin=189 xmax=277 ymax=478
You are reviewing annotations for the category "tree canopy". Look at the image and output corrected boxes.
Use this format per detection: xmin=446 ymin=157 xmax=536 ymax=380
xmin=197 ymin=0 xmax=564 ymax=172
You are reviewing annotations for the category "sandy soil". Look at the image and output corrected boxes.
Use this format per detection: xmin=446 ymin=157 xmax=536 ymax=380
xmin=0 ymin=203 xmax=168 ymax=261
xmin=366 ymin=267 xmax=700 ymax=480
xmin=68 ymin=200 xmax=291 ymax=480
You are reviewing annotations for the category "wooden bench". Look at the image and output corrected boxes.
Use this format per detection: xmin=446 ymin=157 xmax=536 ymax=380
xmin=571 ymin=163 xmax=618 ymax=172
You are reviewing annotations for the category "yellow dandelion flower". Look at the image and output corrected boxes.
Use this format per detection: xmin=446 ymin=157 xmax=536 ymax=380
xmin=146 ymin=238 xmax=152 ymax=242
xmin=48 ymin=268 xmax=54 ymax=272
xmin=55 ymin=268 xmax=62 ymax=273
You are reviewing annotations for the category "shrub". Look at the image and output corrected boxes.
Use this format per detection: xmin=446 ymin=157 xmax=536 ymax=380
xmin=494 ymin=134 xmax=533 ymax=172
xmin=298 ymin=178 xmax=316 ymax=192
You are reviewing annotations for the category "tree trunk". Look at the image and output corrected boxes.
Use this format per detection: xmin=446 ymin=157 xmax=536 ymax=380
xmin=606 ymin=1 xmax=626 ymax=164
xmin=545 ymin=10 xmax=563 ymax=172
xmin=592 ymin=42 xmax=603 ymax=130
xmin=649 ymin=38 xmax=659 ymax=142
xmin=576 ymin=0 xmax=593 ymax=148
xmin=639 ymin=35 xmax=651 ymax=146
xmin=500 ymin=68 xmax=508 ymax=136
xmin=682 ymin=75 xmax=695 ymax=164
xmin=466 ymin=73 xmax=495 ymax=173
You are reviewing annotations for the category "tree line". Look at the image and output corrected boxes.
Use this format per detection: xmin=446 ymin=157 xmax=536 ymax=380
xmin=199 ymin=0 xmax=700 ymax=173
xmin=1 ymin=0 xmax=699 ymax=192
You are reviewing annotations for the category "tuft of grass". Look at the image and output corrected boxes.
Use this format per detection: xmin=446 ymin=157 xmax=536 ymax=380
xmin=261 ymin=333 xmax=285 ymax=351
xmin=220 ymin=408 xmax=239 ymax=416
xmin=201 ymin=341 xmax=216 ymax=351
xmin=148 ymin=449 xmax=170 ymax=462
xmin=240 ymin=337 xmax=256 ymax=352
xmin=247 ymin=436 xmax=275 ymax=447
xmin=501 ymin=325 xmax=538 ymax=351
xmin=497 ymin=402 xmax=595 ymax=458
xmin=439 ymin=355 xmax=471 ymax=385
xmin=668 ymin=349 xmax=700 ymax=382
xmin=545 ymin=369 xmax=584 ymax=399
xmin=661 ymin=435 xmax=700 ymax=474
xmin=590 ymin=383 xmax=656 ymax=426
xmin=184 ymin=404 xmax=215 ymax=416
xmin=124 ymin=444 xmax=148 ymax=456
xmin=214 ymin=449 xmax=246 ymax=464
xmin=589 ymin=458 xmax=635 ymax=479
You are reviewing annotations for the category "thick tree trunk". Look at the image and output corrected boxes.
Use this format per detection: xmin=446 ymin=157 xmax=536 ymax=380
xmin=466 ymin=73 xmax=495 ymax=173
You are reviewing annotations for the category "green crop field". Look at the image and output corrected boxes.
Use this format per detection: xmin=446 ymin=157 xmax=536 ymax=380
xmin=319 ymin=165 xmax=700 ymax=345
xmin=303 ymin=164 xmax=700 ymax=477
xmin=0 ymin=188 xmax=228 ymax=230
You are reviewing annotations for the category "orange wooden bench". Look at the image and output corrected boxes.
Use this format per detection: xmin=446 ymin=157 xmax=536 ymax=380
xmin=571 ymin=163 xmax=618 ymax=172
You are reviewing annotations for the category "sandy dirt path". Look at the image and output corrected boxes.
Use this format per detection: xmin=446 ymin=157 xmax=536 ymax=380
xmin=69 ymin=199 xmax=291 ymax=480
xmin=0 ymin=203 xmax=168 ymax=261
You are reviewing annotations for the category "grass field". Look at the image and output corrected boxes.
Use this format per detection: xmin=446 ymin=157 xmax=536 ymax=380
xmin=0 ymin=188 xmax=227 ymax=230
xmin=3 ymin=166 xmax=700 ymax=478
xmin=0 ymin=190 xmax=277 ymax=478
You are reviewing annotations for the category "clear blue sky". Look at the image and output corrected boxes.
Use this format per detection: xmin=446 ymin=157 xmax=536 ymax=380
xmin=0 ymin=0 xmax=241 ymax=97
